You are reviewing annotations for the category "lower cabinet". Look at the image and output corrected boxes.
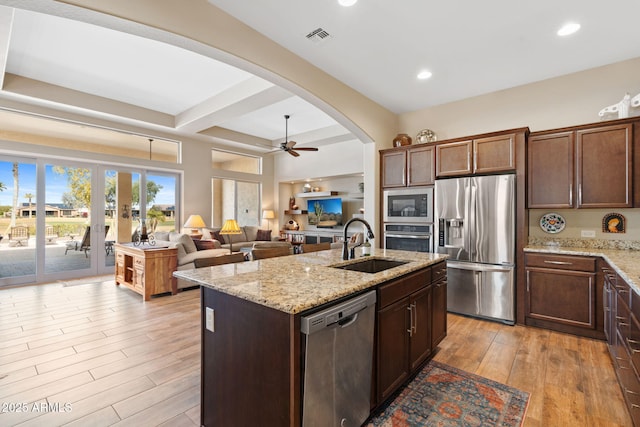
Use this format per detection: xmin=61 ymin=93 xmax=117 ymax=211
xmin=603 ymin=265 xmax=640 ymax=426
xmin=524 ymin=252 xmax=602 ymax=339
xmin=376 ymin=262 xmax=447 ymax=404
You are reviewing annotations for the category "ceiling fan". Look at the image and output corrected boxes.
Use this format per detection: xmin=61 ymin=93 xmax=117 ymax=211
xmin=278 ymin=114 xmax=319 ymax=157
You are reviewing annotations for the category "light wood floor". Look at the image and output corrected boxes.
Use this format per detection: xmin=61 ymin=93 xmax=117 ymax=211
xmin=0 ymin=278 xmax=632 ymax=426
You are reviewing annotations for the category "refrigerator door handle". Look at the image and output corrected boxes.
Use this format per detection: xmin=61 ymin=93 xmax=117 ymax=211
xmin=474 ymin=271 xmax=481 ymax=315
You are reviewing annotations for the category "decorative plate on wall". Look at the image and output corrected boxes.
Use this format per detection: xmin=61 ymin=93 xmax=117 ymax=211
xmin=540 ymin=213 xmax=566 ymax=233
xmin=603 ymin=212 xmax=625 ymax=233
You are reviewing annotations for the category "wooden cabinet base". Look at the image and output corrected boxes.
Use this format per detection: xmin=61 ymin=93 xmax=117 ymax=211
xmin=114 ymin=243 xmax=178 ymax=301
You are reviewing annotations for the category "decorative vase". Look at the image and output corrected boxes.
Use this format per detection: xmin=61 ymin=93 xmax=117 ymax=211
xmin=393 ymin=133 xmax=412 ymax=147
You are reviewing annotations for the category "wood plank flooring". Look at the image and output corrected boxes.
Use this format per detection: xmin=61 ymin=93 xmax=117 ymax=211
xmin=0 ymin=277 xmax=632 ymax=426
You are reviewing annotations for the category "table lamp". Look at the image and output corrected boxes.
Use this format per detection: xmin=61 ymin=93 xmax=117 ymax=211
xmin=220 ymin=219 xmax=242 ymax=254
xmin=184 ymin=214 xmax=206 ymax=236
xmin=262 ymin=209 xmax=275 ymax=230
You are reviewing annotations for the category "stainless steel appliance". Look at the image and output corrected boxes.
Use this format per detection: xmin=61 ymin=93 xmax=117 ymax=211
xmin=434 ymin=175 xmax=515 ymax=324
xmin=383 ymin=187 xmax=434 ymax=223
xmin=301 ymin=290 xmax=377 ymax=427
xmin=384 ymin=223 xmax=432 ymax=252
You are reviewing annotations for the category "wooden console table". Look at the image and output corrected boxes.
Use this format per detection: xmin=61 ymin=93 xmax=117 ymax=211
xmin=114 ymin=243 xmax=178 ymax=301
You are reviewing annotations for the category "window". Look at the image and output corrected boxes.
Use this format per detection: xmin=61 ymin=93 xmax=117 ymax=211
xmin=211 ymin=149 xmax=261 ymax=174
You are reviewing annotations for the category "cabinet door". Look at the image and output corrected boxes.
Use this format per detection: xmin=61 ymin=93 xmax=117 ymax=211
xmin=407 ymin=145 xmax=435 ymax=186
xmin=576 ymin=124 xmax=632 ymax=208
xmin=526 ymin=267 xmax=596 ymax=329
xmin=377 ymin=297 xmax=410 ymax=402
xmin=528 ymin=131 xmax=574 ymax=208
xmin=409 ymin=285 xmax=432 ymax=371
xmin=473 ymin=133 xmax=515 ymax=174
xmin=436 ymin=140 xmax=472 ymax=177
xmin=431 ymin=277 xmax=447 ymax=348
xmin=381 ymin=150 xmax=407 ymax=188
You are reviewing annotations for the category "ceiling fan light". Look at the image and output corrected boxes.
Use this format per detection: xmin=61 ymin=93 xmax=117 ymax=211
xmin=557 ymin=22 xmax=580 ymax=36
xmin=338 ymin=0 xmax=358 ymax=6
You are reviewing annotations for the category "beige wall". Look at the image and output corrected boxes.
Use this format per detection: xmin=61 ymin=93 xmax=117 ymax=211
xmin=399 ymin=57 xmax=640 ymax=140
xmin=399 ymin=57 xmax=640 ymax=242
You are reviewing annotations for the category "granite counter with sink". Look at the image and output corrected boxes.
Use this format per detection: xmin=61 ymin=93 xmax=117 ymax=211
xmin=174 ymin=247 xmax=447 ymax=314
xmin=180 ymin=247 xmax=448 ymax=426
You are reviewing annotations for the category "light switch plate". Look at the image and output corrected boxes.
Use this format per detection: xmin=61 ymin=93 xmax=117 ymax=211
xmin=581 ymin=230 xmax=596 ymax=238
xmin=206 ymin=307 xmax=214 ymax=332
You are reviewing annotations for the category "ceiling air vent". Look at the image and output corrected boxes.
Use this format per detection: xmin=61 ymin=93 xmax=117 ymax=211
xmin=306 ymin=28 xmax=332 ymax=44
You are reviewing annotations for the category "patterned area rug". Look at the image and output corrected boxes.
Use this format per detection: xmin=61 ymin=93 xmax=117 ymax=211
xmin=367 ymin=360 xmax=529 ymax=427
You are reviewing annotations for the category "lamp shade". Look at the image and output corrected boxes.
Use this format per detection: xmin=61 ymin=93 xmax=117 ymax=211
xmin=220 ymin=219 xmax=242 ymax=235
xmin=262 ymin=210 xmax=275 ymax=220
xmin=183 ymin=214 xmax=206 ymax=229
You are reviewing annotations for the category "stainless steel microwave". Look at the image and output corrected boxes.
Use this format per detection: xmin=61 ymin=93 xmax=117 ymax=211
xmin=383 ymin=187 xmax=434 ymax=223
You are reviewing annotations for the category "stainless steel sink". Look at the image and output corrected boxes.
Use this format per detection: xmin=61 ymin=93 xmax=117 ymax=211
xmin=332 ymin=258 xmax=409 ymax=273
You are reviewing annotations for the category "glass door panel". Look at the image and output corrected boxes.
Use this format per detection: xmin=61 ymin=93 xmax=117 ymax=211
xmin=0 ymin=159 xmax=37 ymax=283
xmin=44 ymin=163 xmax=93 ymax=275
xmin=146 ymin=173 xmax=177 ymax=233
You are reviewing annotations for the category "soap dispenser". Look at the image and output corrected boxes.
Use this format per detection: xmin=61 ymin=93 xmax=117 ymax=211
xmin=361 ymin=238 xmax=371 ymax=256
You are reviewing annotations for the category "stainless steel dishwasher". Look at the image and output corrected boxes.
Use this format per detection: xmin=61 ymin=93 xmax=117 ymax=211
xmin=301 ymin=290 xmax=377 ymax=427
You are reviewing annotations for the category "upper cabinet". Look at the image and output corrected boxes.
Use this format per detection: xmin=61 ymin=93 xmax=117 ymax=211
xmin=381 ymin=145 xmax=435 ymax=188
xmin=528 ymin=121 xmax=633 ymax=209
xmin=436 ymin=133 xmax=516 ymax=177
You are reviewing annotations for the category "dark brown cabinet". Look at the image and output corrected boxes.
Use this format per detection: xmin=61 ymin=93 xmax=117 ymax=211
xmin=528 ymin=131 xmax=574 ymax=208
xmin=527 ymin=121 xmax=633 ymax=208
xmin=436 ymin=133 xmax=516 ymax=177
xmin=376 ymin=268 xmax=432 ymax=403
xmin=381 ymin=145 xmax=435 ymax=188
xmin=407 ymin=145 xmax=435 ymax=186
xmin=431 ymin=261 xmax=447 ymax=348
xmin=603 ymin=264 xmax=640 ymax=426
xmin=524 ymin=253 xmax=602 ymax=338
xmin=576 ymin=123 xmax=632 ymax=208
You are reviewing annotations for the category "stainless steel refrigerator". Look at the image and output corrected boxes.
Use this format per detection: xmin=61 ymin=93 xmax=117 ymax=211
xmin=434 ymin=174 xmax=515 ymax=324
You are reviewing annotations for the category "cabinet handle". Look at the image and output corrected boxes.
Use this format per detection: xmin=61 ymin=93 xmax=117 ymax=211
xmin=543 ymin=260 xmax=573 ymax=266
xmin=411 ymin=302 xmax=417 ymax=335
xmin=569 ymin=183 xmax=573 ymax=207
xmin=626 ymin=388 xmax=640 ymax=396
xmin=407 ymin=305 xmax=413 ymax=337
xmin=578 ymin=183 xmax=582 ymax=206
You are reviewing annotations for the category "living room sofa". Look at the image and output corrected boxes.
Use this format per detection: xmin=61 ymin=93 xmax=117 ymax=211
xmin=153 ymin=231 xmax=229 ymax=271
xmin=201 ymin=225 xmax=284 ymax=251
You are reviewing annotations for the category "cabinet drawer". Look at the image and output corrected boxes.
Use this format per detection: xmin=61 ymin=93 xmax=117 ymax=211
xmin=525 ymin=253 xmax=596 ymax=272
xmin=431 ymin=262 xmax=447 ymax=282
xmin=378 ymin=269 xmax=430 ymax=308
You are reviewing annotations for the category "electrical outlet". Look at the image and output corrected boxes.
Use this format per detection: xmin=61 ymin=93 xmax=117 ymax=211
xmin=206 ymin=307 xmax=215 ymax=332
xmin=581 ymin=230 xmax=596 ymax=238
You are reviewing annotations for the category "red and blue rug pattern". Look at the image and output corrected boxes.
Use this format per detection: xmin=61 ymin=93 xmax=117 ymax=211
xmin=367 ymin=360 xmax=529 ymax=427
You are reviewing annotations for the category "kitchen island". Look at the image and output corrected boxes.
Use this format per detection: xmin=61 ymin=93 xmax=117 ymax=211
xmin=174 ymin=248 xmax=447 ymax=427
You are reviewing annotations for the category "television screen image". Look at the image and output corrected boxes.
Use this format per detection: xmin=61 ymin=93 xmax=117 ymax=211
xmin=308 ymin=198 xmax=343 ymax=227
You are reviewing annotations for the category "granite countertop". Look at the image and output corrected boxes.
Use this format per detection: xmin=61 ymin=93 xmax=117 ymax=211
xmin=173 ymin=248 xmax=448 ymax=314
xmin=525 ymin=245 xmax=640 ymax=295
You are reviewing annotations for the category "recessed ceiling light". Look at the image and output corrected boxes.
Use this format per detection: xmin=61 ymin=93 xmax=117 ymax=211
xmin=338 ymin=0 xmax=357 ymax=6
xmin=557 ymin=22 xmax=581 ymax=36
xmin=417 ymin=70 xmax=433 ymax=80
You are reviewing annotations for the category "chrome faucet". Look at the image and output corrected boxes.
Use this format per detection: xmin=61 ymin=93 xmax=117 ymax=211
xmin=342 ymin=218 xmax=375 ymax=260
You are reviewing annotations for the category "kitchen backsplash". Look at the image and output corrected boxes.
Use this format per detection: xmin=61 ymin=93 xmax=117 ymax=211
xmin=528 ymin=236 xmax=640 ymax=251
xmin=529 ymin=208 xmax=640 ymax=242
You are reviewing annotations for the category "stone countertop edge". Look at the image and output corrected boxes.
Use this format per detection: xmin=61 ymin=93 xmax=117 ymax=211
xmin=524 ymin=245 xmax=640 ymax=295
xmin=173 ymin=248 xmax=448 ymax=314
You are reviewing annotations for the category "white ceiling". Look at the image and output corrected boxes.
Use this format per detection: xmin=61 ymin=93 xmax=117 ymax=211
xmin=1 ymin=0 xmax=640 ymax=155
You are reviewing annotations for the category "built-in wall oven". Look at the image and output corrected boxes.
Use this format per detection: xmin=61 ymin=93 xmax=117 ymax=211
xmin=383 ymin=187 xmax=434 ymax=223
xmin=384 ymin=223 xmax=433 ymax=253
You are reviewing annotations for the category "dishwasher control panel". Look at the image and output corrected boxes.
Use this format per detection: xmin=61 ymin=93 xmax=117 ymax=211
xmin=300 ymin=290 xmax=377 ymax=335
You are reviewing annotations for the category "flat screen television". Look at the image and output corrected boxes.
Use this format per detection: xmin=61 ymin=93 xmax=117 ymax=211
xmin=307 ymin=197 xmax=343 ymax=227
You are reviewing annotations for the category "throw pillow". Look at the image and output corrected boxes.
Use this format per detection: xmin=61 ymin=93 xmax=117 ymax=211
xmin=212 ymin=230 xmax=225 ymax=244
xmin=194 ymin=239 xmax=218 ymax=251
xmin=256 ymin=229 xmax=271 ymax=241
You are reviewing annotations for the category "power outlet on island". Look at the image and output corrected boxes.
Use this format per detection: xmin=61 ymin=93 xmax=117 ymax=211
xmin=206 ymin=307 xmax=215 ymax=332
xmin=581 ymin=230 xmax=596 ymax=238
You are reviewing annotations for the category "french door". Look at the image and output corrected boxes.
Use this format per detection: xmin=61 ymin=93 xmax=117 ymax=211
xmin=0 ymin=157 xmax=179 ymax=287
